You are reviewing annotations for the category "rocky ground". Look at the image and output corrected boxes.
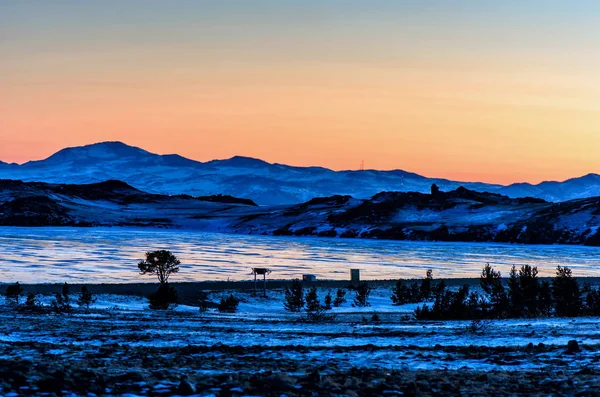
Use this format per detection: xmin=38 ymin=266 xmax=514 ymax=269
xmin=1 ymin=298 xmax=600 ymax=397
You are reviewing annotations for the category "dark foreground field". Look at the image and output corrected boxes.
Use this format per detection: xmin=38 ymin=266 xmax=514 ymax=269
xmin=2 ymin=283 xmax=600 ymax=396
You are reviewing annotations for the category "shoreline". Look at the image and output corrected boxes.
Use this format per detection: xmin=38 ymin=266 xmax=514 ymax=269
xmin=8 ymin=276 xmax=600 ymax=299
xmin=3 ymin=225 xmax=600 ymax=249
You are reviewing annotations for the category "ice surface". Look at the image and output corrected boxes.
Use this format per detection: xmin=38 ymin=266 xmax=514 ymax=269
xmin=1 ymin=227 xmax=599 ymax=283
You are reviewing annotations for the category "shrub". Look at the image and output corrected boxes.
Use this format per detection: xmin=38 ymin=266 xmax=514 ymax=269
xmin=586 ymin=287 xmax=600 ymax=315
xmin=333 ymin=288 xmax=347 ymax=307
xmin=480 ymin=263 xmax=508 ymax=317
xmin=552 ymin=266 xmax=582 ymax=317
xmin=538 ymin=280 xmax=553 ymax=316
xmin=305 ymin=287 xmax=320 ymax=312
xmin=391 ymin=280 xmax=421 ymax=305
xmin=507 ymin=265 xmax=522 ymax=316
xmin=77 ymin=286 xmax=96 ymax=312
xmin=51 ymin=283 xmax=72 ymax=314
xmin=420 ymin=270 xmax=433 ymax=300
xmin=464 ymin=319 xmax=490 ymax=335
xmin=284 ymin=280 xmax=304 ymax=312
xmin=353 ymin=282 xmax=371 ymax=307
xmin=218 ymin=294 xmax=239 ymax=313
xmin=25 ymin=292 xmax=39 ymax=307
xmin=519 ymin=265 xmax=540 ymax=317
xmin=5 ymin=282 xmax=23 ymax=307
xmin=305 ymin=287 xmax=331 ymax=322
xmin=198 ymin=290 xmax=210 ymax=313
xmin=148 ymin=284 xmax=178 ymax=310
xmin=371 ymin=313 xmax=381 ymax=322
xmin=324 ymin=292 xmax=333 ymax=310
xmin=415 ymin=285 xmax=487 ymax=320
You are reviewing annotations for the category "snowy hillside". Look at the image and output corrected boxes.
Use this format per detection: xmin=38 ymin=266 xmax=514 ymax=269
xmin=1 ymin=179 xmax=600 ymax=246
xmin=2 ymin=141 xmax=600 ymax=204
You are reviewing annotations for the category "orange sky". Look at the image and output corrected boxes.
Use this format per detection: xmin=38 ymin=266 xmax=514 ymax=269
xmin=2 ymin=1 xmax=600 ymax=184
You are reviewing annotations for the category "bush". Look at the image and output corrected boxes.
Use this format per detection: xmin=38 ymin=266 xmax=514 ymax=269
xmin=480 ymin=263 xmax=508 ymax=317
xmin=77 ymin=286 xmax=96 ymax=312
xmin=5 ymin=282 xmax=23 ymax=307
xmin=415 ymin=285 xmax=487 ymax=320
xmin=198 ymin=290 xmax=210 ymax=312
xmin=352 ymin=282 xmax=371 ymax=308
xmin=552 ymin=266 xmax=582 ymax=317
xmin=391 ymin=271 xmax=438 ymax=305
xmin=420 ymin=270 xmax=433 ymax=300
xmin=218 ymin=294 xmax=239 ymax=313
xmin=21 ymin=292 xmax=46 ymax=313
xmin=538 ymin=280 xmax=553 ymax=316
xmin=284 ymin=280 xmax=304 ymax=312
xmin=25 ymin=292 xmax=39 ymax=307
xmin=305 ymin=287 xmax=321 ymax=312
xmin=305 ymin=287 xmax=331 ymax=322
xmin=391 ymin=281 xmax=420 ymax=305
xmin=464 ymin=319 xmax=490 ymax=335
xmin=333 ymin=288 xmax=347 ymax=307
xmin=519 ymin=265 xmax=540 ymax=317
xmin=52 ymin=283 xmax=72 ymax=314
xmin=148 ymin=284 xmax=178 ymax=310
xmin=324 ymin=292 xmax=333 ymax=310
xmin=586 ymin=287 xmax=600 ymax=315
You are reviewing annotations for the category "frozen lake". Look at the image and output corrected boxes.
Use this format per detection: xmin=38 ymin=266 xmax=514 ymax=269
xmin=0 ymin=227 xmax=599 ymax=283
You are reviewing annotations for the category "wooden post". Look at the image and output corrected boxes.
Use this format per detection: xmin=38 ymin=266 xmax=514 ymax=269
xmin=263 ymin=272 xmax=267 ymax=297
xmin=254 ymin=271 xmax=257 ymax=296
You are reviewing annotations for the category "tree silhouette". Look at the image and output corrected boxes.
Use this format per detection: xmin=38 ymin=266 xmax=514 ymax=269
xmin=5 ymin=282 xmax=23 ymax=306
xmin=138 ymin=250 xmax=180 ymax=284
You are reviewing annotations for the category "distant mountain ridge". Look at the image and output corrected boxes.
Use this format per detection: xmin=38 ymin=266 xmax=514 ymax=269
xmin=1 ymin=141 xmax=599 ymax=205
xmin=1 ymin=179 xmax=599 ymax=246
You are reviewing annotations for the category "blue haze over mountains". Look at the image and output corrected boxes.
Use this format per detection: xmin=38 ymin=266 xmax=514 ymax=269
xmin=1 ymin=141 xmax=599 ymax=205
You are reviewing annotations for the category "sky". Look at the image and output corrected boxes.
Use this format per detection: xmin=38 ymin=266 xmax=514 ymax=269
xmin=1 ymin=1 xmax=600 ymax=184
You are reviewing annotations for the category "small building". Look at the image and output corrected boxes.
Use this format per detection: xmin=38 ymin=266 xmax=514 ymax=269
xmin=351 ymin=269 xmax=360 ymax=282
xmin=303 ymin=274 xmax=317 ymax=282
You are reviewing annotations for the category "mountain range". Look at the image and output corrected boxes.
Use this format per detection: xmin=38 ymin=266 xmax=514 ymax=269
xmin=1 ymin=141 xmax=600 ymax=205
xmin=1 ymin=179 xmax=599 ymax=246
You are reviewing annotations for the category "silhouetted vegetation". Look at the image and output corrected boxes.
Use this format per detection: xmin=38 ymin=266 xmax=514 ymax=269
xmin=138 ymin=250 xmax=180 ymax=284
xmin=218 ymin=294 xmax=240 ymax=313
xmin=305 ymin=286 xmax=332 ymax=322
xmin=352 ymin=282 xmax=371 ymax=308
xmin=77 ymin=286 xmax=96 ymax=312
xmin=148 ymin=284 xmax=178 ymax=310
xmin=333 ymin=288 xmax=347 ymax=307
xmin=415 ymin=263 xmax=600 ymax=320
xmin=552 ymin=266 xmax=582 ymax=317
xmin=391 ymin=270 xmax=438 ymax=305
xmin=5 ymin=282 xmax=23 ymax=307
xmin=324 ymin=292 xmax=333 ymax=310
xmin=198 ymin=290 xmax=210 ymax=313
xmin=52 ymin=283 xmax=72 ymax=314
xmin=25 ymin=292 xmax=39 ymax=308
xmin=284 ymin=280 xmax=304 ymax=312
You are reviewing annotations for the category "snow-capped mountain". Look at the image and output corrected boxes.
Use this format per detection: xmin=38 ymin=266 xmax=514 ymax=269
xmin=1 ymin=141 xmax=600 ymax=205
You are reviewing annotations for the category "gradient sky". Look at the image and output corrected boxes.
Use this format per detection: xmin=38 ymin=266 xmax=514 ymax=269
xmin=2 ymin=1 xmax=600 ymax=184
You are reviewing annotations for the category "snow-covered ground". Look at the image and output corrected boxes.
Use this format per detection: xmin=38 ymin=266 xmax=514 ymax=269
xmin=2 ymin=288 xmax=599 ymax=372
xmin=2 ymin=286 xmax=600 ymax=396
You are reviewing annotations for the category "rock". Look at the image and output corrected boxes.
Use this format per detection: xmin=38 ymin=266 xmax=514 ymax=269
xmin=302 ymin=369 xmax=321 ymax=385
xmin=114 ymin=371 xmax=145 ymax=383
xmin=567 ymin=340 xmax=580 ymax=354
xmin=177 ymin=379 xmax=197 ymax=396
